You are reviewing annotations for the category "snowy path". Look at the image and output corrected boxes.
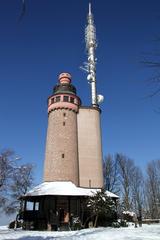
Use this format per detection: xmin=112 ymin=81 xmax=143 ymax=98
xmin=0 ymin=224 xmax=160 ymax=240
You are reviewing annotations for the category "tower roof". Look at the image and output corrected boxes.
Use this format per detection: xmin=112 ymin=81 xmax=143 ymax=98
xmin=58 ymin=72 xmax=71 ymax=84
xmin=53 ymin=72 xmax=76 ymax=95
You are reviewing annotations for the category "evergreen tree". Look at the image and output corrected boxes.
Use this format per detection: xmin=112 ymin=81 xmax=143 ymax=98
xmin=87 ymin=189 xmax=117 ymax=227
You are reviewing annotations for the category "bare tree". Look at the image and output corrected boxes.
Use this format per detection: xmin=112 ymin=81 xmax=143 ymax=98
xmin=103 ymin=154 xmax=120 ymax=194
xmin=4 ymin=163 xmax=34 ymax=214
xmin=116 ymin=153 xmax=136 ymax=211
xmin=0 ymin=149 xmax=16 ymax=207
xmin=0 ymin=149 xmax=34 ymax=214
xmin=141 ymin=36 xmax=160 ymax=103
xmin=104 ymin=153 xmax=160 ymax=220
xmin=143 ymin=65 xmax=160 ymax=98
xmin=131 ymin=166 xmax=144 ymax=221
xmin=145 ymin=159 xmax=160 ymax=219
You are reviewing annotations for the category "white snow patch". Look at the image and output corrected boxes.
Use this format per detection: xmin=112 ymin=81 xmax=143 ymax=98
xmin=0 ymin=224 xmax=160 ymax=240
xmin=25 ymin=181 xmax=119 ymax=198
xmin=123 ymin=211 xmax=135 ymax=217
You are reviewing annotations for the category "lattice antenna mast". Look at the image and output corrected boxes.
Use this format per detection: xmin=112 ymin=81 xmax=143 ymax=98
xmin=85 ymin=3 xmax=98 ymax=106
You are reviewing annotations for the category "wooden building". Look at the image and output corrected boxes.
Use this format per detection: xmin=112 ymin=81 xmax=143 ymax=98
xmin=20 ymin=182 xmax=118 ymax=230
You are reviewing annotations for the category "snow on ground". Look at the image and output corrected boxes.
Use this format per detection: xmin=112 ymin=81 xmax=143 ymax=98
xmin=0 ymin=224 xmax=160 ymax=240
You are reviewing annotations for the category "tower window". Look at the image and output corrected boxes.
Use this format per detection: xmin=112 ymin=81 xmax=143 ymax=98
xmin=56 ymin=96 xmax=61 ymax=102
xmin=63 ymin=121 xmax=65 ymax=126
xmin=62 ymin=154 xmax=65 ymax=158
xmin=51 ymin=98 xmax=54 ymax=104
xmin=70 ymin=97 xmax=74 ymax=103
xmin=63 ymin=96 xmax=69 ymax=102
xmin=63 ymin=113 xmax=66 ymax=117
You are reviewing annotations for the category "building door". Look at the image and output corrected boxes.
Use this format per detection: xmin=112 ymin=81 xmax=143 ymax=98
xmin=57 ymin=197 xmax=69 ymax=224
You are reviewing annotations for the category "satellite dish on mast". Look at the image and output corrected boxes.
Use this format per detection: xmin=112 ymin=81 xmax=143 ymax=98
xmin=97 ymin=94 xmax=104 ymax=104
xmin=87 ymin=74 xmax=92 ymax=81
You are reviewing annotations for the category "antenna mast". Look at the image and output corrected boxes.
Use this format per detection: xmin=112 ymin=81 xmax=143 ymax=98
xmin=85 ymin=3 xmax=98 ymax=107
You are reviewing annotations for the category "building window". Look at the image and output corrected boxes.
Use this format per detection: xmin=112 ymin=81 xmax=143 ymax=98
xmin=34 ymin=202 xmax=40 ymax=211
xmin=70 ymin=97 xmax=74 ymax=103
xmin=63 ymin=96 xmax=69 ymax=102
xmin=63 ymin=113 xmax=66 ymax=117
xmin=56 ymin=96 xmax=61 ymax=102
xmin=63 ymin=121 xmax=65 ymax=126
xmin=51 ymin=98 xmax=54 ymax=104
xmin=62 ymin=154 xmax=65 ymax=158
xmin=26 ymin=201 xmax=34 ymax=210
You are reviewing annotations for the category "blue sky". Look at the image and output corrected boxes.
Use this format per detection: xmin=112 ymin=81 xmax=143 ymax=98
xmin=0 ymin=0 xmax=160 ymax=188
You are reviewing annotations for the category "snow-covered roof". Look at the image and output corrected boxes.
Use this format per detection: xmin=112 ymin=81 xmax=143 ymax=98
xmin=24 ymin=181 xmax=119 ymax=198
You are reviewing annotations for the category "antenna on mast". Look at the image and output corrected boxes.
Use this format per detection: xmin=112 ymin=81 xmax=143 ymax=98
xmin=89 ymin=2 xmax=91 ymax=15
xmin=83 ymin=3 xmax=104 ymax=107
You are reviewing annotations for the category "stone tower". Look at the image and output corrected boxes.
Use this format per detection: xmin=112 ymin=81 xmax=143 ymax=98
xmin=76 ymin=3 xmax=104 ymax=188
xmin=77 ymin=106 xmax=103 ymax=188
xmin=44 ymin=73 xmax=81 ymax=186
xmin=20 ymin=4 xmax=118 ymax=232
xmin=44 ymin=4 xmax=104 ymax=189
